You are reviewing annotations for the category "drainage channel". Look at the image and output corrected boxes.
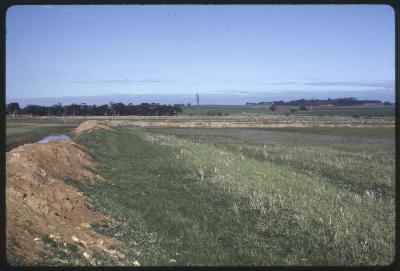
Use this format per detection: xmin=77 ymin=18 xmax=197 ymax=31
xmin=36 ymin=134 xmax=71 ymax=144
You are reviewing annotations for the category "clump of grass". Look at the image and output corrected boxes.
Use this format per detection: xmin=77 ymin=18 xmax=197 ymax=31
xmin=90 ymin=221 xmax=125 ymax=239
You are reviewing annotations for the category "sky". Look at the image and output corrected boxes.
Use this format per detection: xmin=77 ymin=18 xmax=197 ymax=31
xmin=6 ymin=5 xmax=395 ymax=105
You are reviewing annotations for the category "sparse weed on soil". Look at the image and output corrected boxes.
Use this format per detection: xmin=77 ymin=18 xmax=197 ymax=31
xmin=35 ymin=234 xmax=88 ymax=266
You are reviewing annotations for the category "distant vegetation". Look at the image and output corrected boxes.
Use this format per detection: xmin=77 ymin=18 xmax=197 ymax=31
xmin=7 ymin=97 xmax=394 ymax=118
xmin=246 ymin=97 xmax=393 ymax=107
xmin=182 ymin=104 xmax=394 ymax=117
xmin=6 ymin=102 xmax=183 ymax=117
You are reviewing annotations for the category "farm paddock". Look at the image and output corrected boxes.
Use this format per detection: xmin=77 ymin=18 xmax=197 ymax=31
xmin=5 ymin=115 xmax=395 ymax=266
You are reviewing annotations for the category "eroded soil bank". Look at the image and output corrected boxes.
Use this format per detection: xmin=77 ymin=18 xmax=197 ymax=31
xmin=6 ymin=121 xmax=131 ymax=266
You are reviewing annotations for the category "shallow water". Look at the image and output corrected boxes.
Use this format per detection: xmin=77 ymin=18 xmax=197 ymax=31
xmin=36 ymin=134 xmax=70 ymax=144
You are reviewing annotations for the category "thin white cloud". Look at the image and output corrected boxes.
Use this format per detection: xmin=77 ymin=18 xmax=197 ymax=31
xmin=255 ymin=81 xmax=298 ymax=86
xmin=304 ymin=80 xmax=394 ymax=89
xmin=70 ymin=78 xmax=177 ymax=84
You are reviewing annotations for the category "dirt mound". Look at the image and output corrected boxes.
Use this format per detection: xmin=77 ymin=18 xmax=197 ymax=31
xmin=73 ymin=120 xmax=113 ymax=136
xmin=6 ymin=140 xmax=126 ymax=265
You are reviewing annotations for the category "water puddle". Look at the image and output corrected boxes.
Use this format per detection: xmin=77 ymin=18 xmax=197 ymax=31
xmin=36 ymin=134 xmax=71 ymax=144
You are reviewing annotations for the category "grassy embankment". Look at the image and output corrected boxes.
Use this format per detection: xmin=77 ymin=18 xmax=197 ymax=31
xmin=66 ymin=126 xmax=395 ymax=266
xmin=6 ymin=121 xmax=74 ymax=150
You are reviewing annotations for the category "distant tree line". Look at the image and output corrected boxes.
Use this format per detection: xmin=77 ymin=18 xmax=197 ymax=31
xmin=6 ymin=102 xmax=183 ymax=116
xmin=246 ymin=97 xmax=392 ymax=107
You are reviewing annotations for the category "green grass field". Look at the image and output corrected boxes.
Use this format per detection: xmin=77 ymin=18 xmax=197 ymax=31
xmin=64 ymin=125 xmax=395 ymax=266
xmin=6 ymin=121 xmax=74 ymax=150
xmin=182 ymin=104 xmax=394 ymax=117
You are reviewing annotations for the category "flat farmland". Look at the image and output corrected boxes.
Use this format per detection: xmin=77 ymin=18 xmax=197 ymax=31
xmin=181 ymin=104 xmax=395 ymax=117
xmin=6 ymin=115 xmax=396 ymax=266
xmin=5 ymin=3 xmax=396 ymax=267
xmin=7 ymin=114 xmax=395 ymax=128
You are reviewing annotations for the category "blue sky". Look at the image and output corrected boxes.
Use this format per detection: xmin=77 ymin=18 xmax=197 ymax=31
xmin=6 ymin=5 xmax=395 ymax=105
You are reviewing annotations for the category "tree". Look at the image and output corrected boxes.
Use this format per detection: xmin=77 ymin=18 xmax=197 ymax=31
xmin=16 ymin=102 xmax=183 ymax=117
xmin=80 ymin=103 xmax=90 ymax=116
xmin=7 ymin=102 xmax=20 ymax=116
xmin=95 ymin=104 xmax=110 ymax=115
xmin=49 ymin=102 xmax=63 ymax=116
xmin=299 ymin=105 xmax=308 ymax=111
xmin=22 ymin=105 xmax=47 ymax=116
xmin=195 ymin=93 xmax=200 ymax=105
xmin=111 ymin=102 xmax=126 ymax=116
